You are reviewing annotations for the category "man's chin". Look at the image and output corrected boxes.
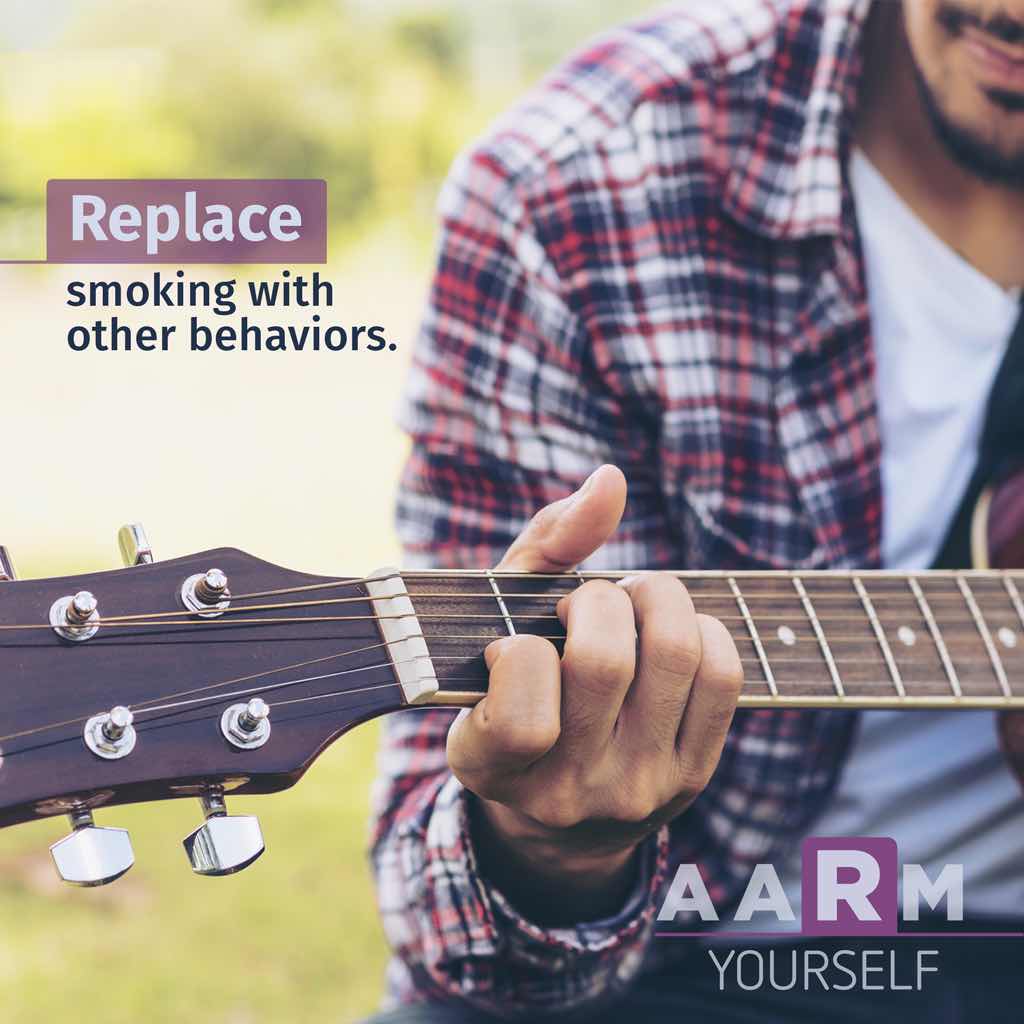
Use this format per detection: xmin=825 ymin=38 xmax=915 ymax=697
xmin=913 ymin=64 xmax=1024 ymax=185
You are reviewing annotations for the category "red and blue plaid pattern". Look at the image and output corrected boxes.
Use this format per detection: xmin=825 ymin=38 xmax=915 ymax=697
xmin=372 ymin=0 xmax=879 ymax=1014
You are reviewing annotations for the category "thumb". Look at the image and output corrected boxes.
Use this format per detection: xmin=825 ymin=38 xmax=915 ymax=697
xmin=998 ymin=712 xmax=1024 ymax=793
xmin=496 ymin=464 xmax=627 ymax=572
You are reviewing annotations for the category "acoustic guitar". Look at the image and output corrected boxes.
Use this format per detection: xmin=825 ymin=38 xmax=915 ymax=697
xmin=1 ymin=472 xmax=1022 ymax=887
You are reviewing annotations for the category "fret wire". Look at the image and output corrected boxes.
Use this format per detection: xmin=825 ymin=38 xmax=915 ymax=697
xmin=1004 ymin=577 xmax=1024 ymax=632
xmin=956 ymin=575 xmax=1011 ymax=699
xmin=908 ymin=577 xmax=962 ymax=698
xmin=485 ymin=569 xmax=516 ymax=637
xmin=793 ymin=576 xmax=845 ymax=698
xmin=853 ymin=576 xmax=905 ymax=699
xmin=728 ymin=577 xmax=778 ymax=697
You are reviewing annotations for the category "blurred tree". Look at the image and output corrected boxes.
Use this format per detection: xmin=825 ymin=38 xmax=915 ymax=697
xmin=0 ymin=0 xmax=650 ymax=258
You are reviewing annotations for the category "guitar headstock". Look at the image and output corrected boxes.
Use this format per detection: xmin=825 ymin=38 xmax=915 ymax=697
xmin=0 ymin=526 xmax=409 ymax=885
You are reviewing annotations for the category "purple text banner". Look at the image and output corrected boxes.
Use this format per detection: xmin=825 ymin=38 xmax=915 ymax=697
xmin=47 ymin=179 xmax=327 ymax=263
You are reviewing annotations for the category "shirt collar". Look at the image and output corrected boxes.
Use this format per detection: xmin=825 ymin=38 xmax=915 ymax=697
xmin=722 ymin=0 xmax=874 ymax=240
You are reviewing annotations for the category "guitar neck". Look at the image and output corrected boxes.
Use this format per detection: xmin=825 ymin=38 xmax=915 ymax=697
xmin=399 ymin=569 xmax=1024 ymax=709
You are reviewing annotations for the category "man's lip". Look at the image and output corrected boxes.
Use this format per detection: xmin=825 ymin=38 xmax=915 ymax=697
xmin=963 ymin=26 xmax=1024 ymax=87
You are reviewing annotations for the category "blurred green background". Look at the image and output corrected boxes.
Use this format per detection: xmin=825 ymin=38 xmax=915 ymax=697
xmin=0 ymin=2 xmax=649 ymax=1021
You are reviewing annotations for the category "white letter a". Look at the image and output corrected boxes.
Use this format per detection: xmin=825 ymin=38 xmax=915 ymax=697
xmin=658 ymin=864 xmax=719 ymax=922
xmin=733 ymin=864 xmax=795 ymax=922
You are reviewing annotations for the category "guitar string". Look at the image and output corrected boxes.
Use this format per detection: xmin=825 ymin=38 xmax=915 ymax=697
xmin=0 ymin=609 xmax=1014 ymax=658
xmin=0 ymin=667 xmax=404 ymax=754
xmin=12 ymin=667 xmax=1019 ymax=764
xmin=226 ymin=569 xmax=1024 ymax=602
xmin=4 ymin=655 xmax=1016 ymax=757
xmin=94 ymin=588 xmax=1024 ymax=623
xmin=3 ymin=602 xmax=1023 ymax=632
xmin=128 ymin=640 xmax=393 ymax=710
xmin=2 ymin=570 xmax=1020 ymax=631
xmin=2 ymin=624 xmax=1019 ymax=749
xmin=2 ymin=566 xmax=1021 ymax=739
xmin=0 ymin=602 xmax=1018 ymax=664
xmin=125 ymin=661 xmax=399 ymax=717
xmin=0 ymin=652 xmax=410 ymax=745
xmin=1 ymin=556 xmax=1018 ymax=751
xmin=265 ymin=680 xmax=1024 ymax=712
xmin=0 ymin=639 xmax=403 ymax=743
xmin=0 ymin=595 xmax=1016 ymax=740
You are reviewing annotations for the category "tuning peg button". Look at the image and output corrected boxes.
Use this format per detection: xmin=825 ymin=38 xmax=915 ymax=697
xmin=0 ymin=546 xmax=16 ymax=581
xmin=83 ymin=706 xmax=137 ymax=760
xmin=50 ymin=591 xmax=101 ymax=642
xmin=183 ymin=789 xmax=264 ymax=876
xmin=50 ymin=808 xmax=134 ymax=887
xmin=118 ymin=523 xmax=154 ymax=566
xmin=221 ymin=698 xmax=271 ymax=750
xmin=181 ymin=569 xmax=231 ymax=617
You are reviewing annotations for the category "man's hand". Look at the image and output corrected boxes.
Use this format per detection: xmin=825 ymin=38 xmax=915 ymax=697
xmin=446 ymin=465 xmax=743 ymax=925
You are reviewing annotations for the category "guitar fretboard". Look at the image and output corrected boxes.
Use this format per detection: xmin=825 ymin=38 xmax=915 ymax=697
xmin=400 ymin=571 xmax=1024 ymax=708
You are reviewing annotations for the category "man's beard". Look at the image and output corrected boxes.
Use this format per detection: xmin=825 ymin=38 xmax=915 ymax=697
xmin=912 ymin=1 xmax=1024 ymax=186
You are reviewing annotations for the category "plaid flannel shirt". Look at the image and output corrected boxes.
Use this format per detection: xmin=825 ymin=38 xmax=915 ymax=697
xmin=371 ymin=0 xmax=882 ymax=1014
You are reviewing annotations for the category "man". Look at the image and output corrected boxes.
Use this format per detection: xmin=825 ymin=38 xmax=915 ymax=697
xmin=370 ymin=0 xmax=1024 ymax=1019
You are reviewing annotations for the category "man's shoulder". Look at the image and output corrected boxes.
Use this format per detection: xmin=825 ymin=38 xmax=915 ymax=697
xmin=462 ymin=0 xmax=796 ymax=195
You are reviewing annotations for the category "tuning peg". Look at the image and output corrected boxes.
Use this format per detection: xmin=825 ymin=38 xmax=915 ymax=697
xmin=83 ymin=705 xmax=137 ymax=760
xmin=0 ymin=546 xmax=16 ymax=581
xmin=183 ymin=788 xmax=264 ymax=877
xmin=181 ymin=568 xmax=231 ymax=617
xmin=50 ymin=590 xmax=101 ymax=642
xmin=118 ymin=523 xmax=154 ymax=566
xmin=221 ymin=698 xmax=272 ymax=750
xmin=50 ymin=807 xmax=135 ymax=887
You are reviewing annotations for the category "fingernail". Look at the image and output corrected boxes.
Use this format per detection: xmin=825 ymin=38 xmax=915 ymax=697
xmin=614 ymin=573 xmax=655 ymax=589
xmin=484 ymin=636 xmax=515 ymax=666
xmin=571 ymin=467 xmax=600 ymax=503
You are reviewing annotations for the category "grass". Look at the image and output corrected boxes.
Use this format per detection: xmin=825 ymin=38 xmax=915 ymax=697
xmin=0 ymin=239 xmax=427 ymax=1024
xmin=0 ymin=714 xmax=390 ymax=1023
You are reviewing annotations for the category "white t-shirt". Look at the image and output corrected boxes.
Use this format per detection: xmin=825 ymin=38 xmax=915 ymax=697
xmin=731 ymin=149 xmax=1024 ymax=930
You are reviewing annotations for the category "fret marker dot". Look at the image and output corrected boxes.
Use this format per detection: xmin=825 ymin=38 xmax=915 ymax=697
xmin=998 ymin=627 xmax=1017 ymax=649
xmin=897 ymin=626 xmax=916 ymax=647
xmin=777 ymin=625 xmax=796 ymax=647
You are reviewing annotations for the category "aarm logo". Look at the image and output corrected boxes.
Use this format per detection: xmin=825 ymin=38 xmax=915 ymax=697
xmin=657 ymin=835 xmax=968 ymax=934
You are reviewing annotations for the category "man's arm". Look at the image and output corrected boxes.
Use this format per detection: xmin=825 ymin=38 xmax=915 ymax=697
xmin=369 ymin=141 xmax=742 ymax=1016
xmin=372 ymin=469 xmax=740 ymax=1016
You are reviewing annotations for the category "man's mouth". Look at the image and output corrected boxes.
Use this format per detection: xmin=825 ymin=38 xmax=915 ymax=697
xmin=962 ymin=26 xmax=1024 ymax=92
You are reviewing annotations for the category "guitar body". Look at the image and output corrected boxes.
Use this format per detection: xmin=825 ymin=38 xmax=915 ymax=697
xmin=977 ymin=474 xmax=1024 ymax=770
xmin=975 ymin=473 xmax=1024 ymax=571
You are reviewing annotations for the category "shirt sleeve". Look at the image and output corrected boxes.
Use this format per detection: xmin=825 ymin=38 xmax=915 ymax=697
xmin=368 ymin=140 xmax=679 ymax=1016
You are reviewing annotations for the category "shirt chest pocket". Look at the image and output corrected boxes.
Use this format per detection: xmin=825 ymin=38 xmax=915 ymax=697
xmin=658 ymin=415 xmax=823 ymax=572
